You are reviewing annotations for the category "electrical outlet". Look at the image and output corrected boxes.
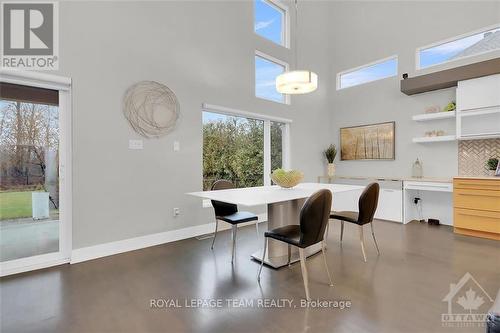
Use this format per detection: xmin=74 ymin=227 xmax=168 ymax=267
xmin=173 ymin=208 xmax=180 ymax=217
xmin=173 ymin=141 xmax=180 ymax=152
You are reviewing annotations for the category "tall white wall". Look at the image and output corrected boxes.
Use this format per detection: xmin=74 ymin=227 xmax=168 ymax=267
xmin=54 ymin=1 xmax=332 ymax=249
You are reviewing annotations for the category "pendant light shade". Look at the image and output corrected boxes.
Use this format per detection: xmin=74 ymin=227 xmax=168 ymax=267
xmin=276 ymin=70 xmax=318 ymax=94
xmin=275 ymin=0 xmax=318 ymax=95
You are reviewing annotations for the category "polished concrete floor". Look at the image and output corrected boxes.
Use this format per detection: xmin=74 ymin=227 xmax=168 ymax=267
xmin=1 ymin=220 xmax=499 ymax=333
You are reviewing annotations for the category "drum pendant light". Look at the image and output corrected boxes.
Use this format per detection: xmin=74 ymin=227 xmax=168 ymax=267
xmin=276 ymin=0 xmax=318 ymax=94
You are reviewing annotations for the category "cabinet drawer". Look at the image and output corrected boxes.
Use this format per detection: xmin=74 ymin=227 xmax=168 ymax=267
xmin=454 ymin=179 xmax=500 ymax=191
xmin=454 ymin=208 xmax=500 ymax=234
xmin=454 ymin=189 xmax=500 ymax=212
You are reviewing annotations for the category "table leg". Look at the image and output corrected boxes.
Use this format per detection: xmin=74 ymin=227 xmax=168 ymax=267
xmin=251 ymin=199 xmax=323 ymax=268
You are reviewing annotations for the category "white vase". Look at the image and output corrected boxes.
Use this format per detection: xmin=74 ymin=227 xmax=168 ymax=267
xmin=488 ymin=170 xmax=496 ymax=177
xmin=327 ymin=163 xmax=336 ymax=177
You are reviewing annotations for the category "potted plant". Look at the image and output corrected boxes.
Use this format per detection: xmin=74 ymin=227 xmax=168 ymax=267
xmin=32 ymin=184 xmax=50 ymax=220
xmin=324 ymin=144 xmax=337 ymax=177
xmin=486 ymin=158 xmax=499 ymax=176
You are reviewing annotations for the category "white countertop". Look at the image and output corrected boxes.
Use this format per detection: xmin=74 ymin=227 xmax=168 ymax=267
xmin=319 ymin=175 xmax=452 ymax=183
xmin=187 ymin=182 xmax=364 ymax=206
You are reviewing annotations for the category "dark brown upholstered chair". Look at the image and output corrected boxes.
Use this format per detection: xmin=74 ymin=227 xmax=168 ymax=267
xmin=329 ymin=182 xmax=380 ymax=262
xmin=210 ymin=180 xmax=258 ymax=263
xmin=258 ymin=189 xmax=334 ymax=301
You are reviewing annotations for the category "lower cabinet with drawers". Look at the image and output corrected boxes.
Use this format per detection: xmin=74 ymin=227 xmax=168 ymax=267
xmin=453 ymin=177 xmax=500 ymax=240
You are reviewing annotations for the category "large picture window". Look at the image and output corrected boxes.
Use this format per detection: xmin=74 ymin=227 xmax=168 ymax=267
xmin=202 ymin=107 xmax=289 ymax=190
xmin=418 ymin=24 xmax=500 ymax=69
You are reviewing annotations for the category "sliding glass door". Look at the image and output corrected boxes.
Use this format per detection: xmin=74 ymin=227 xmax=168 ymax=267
xmin=0 ymin=75 xmax=71 ymax=276
xmin=202 ymin=111 xmax=289 ymax=190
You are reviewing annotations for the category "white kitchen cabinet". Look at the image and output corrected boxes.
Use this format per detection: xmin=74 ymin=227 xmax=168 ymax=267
xmin=375 ymin=188 xmax=403 ymax=223
xmin=456 ymin=74 xmax=500 ymax=140
xmin=457 ymin=74 xmax=500 ymax=111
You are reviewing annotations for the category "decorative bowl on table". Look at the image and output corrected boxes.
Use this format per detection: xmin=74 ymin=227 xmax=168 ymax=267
xmin=271 ymin=169 xmax=304 ymax=188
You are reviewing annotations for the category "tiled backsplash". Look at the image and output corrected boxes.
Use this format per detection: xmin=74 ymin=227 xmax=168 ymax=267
xmin=458 ymin=138 xmax=500 ymax=176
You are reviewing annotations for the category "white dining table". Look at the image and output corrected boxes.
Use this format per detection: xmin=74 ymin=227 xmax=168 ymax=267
xmin=187 ymin=182 xmax=364 ymax=268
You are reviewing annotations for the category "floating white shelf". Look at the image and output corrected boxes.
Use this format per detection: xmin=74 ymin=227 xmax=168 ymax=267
xmin=412 ymin=111 xmax=455 ymax=121
xmin=412 ymin=135 xmax=456 ymax=143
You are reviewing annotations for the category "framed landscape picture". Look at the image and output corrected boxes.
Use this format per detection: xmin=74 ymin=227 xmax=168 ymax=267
xmin=340 ymin=121 xmax=395 ymax=161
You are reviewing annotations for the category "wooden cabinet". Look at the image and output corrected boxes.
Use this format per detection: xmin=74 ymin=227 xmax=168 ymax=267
xmin=453 ymin=177 xmax=500 ymax=240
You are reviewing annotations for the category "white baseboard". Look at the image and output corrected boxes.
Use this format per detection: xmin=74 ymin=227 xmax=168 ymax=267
xmin=70 ymin=213 xmax=268 ymax=264
xmin=70 ymin=223 xmax=214 ymax=264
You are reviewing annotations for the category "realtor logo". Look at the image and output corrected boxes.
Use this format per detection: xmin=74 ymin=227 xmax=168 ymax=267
xmin=1 ymin=2 xmax=59 ymax=69
xmin=441 ymin=272 xmax=494 ymax=328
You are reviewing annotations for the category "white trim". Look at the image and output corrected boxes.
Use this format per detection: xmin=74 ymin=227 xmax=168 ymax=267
xmin=0 ymin=71 xmax=73 ymax=275
xmin=0 ymin=252 xmax=69 ymax=277
xmin=70 ymin=214 xmax=267 ymax=265
xmin=255 ymin=50 xmax=291 ymax=105
xmin=0 ymin=70 xmax=71 ymax=90
xmin=264 ymin=120 xmax=271 ymax=186
xmin=416 ymin=23 xmax=500 ymax=70
xmin=336 ymin=55 xmax=398 ymax=90
xmin=71 ymin=223 xmax=215 ymax=264
xmin=202 ymin=103 xmax=292 ymax=123
xmin=282 ymin=123 xmax=291 ymax=169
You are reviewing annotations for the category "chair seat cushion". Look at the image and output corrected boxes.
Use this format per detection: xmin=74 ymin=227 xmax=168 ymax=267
xmin=264 ymin=225 xmax=302 ymax=247
xmin=218 ymin=211 xmax=258 ymax=224
xmin=330 ymin=211 xmax=359 ymax=224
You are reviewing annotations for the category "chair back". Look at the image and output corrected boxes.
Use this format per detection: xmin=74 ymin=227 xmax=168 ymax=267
xmin=211 ymin=180 xmax=238 ymax=217
xmin=357 ymin=182 xmax=380 ymax=224
xmin=299 ymin=189 xmax=332 ymax=247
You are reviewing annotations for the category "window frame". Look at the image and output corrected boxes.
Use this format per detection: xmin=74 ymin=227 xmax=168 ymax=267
xmin=254 ymin=0 xmax=290 ymax=48
xmin=255 ymin=50 xmax=290 ymax=104
xmin=336 ymin=55 xmax=398 ymax=90
xmin=201 ymin=103 xmax=291 ymax=188
xmin=416 ymin=23 xmax=500 ymax=70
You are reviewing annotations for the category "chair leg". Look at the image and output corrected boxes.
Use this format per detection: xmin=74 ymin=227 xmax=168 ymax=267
xmin=231 ymin=225 xmax=237 ymax=264
xmin=321 ymin=243 xmax=334 ymax=287
xmin=340 ymin=221 xmax=344 ymax=244
xmin=287 ymin=244 xmax=291 ymax=267
xmin=255 ymin=220 xmax=259 ymax=237
xmin=359 ymin=225 xmax=367 ymax=262
xmin=298 ymin=248 xmax=311 ymax=301
xmin=323 ymin=221 xmax=330 ymax=248
xmin=211 ymin=219 xmax=219 ymax=250
xmin=370 ymin=222 xmax=380 ymax=255
xmin=257 ymin=237 xmax=267 ymax=282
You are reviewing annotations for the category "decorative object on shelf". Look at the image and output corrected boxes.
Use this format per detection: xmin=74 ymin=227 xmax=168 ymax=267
xmin=275 ymin=0 xmax=317 ymax=94
xmin=424 ymin=130 xmax=446 ymax=137
xmin=123 ymin=81 xmax=180 ymax=138
xmin=496 ymin=160 xmax=500 ymax=176
xmin=271 ymin=169 xmax=304 ymax=188
xmin=340 ymin=121 xmax=395 ymax=160
xmin=424 ymin=105 xmax=440 ymax=114
xmin=412 ymin=158 xmax=423 ymax=178
xmin=486 ymin=158 xmax=499 ymax=176
xmin=324 ymin=144 xmax=337 ymax=177
xmin=443 ymin=101 xmax=456 ymax=112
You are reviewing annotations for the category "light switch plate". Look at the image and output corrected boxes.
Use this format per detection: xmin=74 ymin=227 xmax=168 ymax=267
xmin=173 ymin=141 xmax=180 ymax=152
xmin=129 ymin=139 xmax=143 ymax=150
